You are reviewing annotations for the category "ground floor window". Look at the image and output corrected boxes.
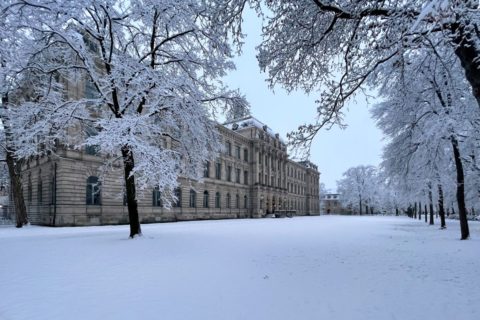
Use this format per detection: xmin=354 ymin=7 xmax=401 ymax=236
xmin=189 ymin=189 xmax=196 ymax=208
xmin=86 ymin=176 xmax=101 ymax=205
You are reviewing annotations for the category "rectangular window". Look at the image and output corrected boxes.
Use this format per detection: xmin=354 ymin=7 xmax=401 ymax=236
xmin=236 ymin=168 xmax=241 ymax=183
xmin=227 ymin=166 xmax=232 ymax=182
xmin=236 ymin=146 xmax=241 ymax=159
xmin=152 ymin=188 xmax=162 ymax=207
xmin=215 ymin=162 xmax=222 ymax=180
xmin=244 ymin=171 xmax=248 ymax=185
xmin=204 ymin=161 xmax=210 ymax=178
xmin=226 ymin=141 xmax=232 ymax=156
xmin=259 ymin=153 xmax=262 ymax=164
xmin=244 ymin=149 xmax=248 ymax=162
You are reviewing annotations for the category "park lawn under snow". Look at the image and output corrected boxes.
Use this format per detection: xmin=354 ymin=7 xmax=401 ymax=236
xmin=0 ymin=216 xmax=479 ymax=320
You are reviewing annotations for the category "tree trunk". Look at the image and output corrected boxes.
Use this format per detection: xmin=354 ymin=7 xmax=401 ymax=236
xmin=451 ymin=22 xmax=480 ymax=109
xmin=121 ymin=145 xmax=141 ymax=238
xmin=414 ymin=202 xmax=417 ymax=219
xmin=2 ymin=93 xmax=28 ymax=227
xmin=6 ymin=153 xmax=28 ymax=227
xmin=418 ymin=202 xmax=421 ymax=220
xmin=438 ymin=184 xmax=446 ymax=229
xmin=428 ymin=186 xmax=434 ymax=225
xmin=451 ymin=136 xmax=469 ymax=239
xmin=359 ymin=198 xmax=362 ymax=215
xmin=424 ymin=204 xmax=428 ymax=223
xmin=395 ymin=207 xmax=399 ymax=216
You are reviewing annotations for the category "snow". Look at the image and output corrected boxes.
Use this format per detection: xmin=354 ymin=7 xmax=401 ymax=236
xmin=0 ymin=216 xmax=479 ymax=320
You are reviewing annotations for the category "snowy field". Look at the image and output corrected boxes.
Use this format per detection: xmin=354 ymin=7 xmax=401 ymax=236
xmin=0 ymin=216 xmax=479 ymax=320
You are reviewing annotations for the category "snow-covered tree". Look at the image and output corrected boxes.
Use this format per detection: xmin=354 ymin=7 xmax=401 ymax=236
xmin=221 ymin=1 xmax=480 ymax=156
xmin=0 ymin=3 xmax=30 ymax=227
xmin=371 ymin=41 xmax=480 ymax=237
xmin=2 ymin=0 xmax=248 ymax=237
xmin=337 ymin=165 xmax=379 ymax=215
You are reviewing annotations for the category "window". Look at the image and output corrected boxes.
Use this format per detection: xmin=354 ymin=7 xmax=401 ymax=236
xmin=258 ymin=173 xmax=262 ymax=184
xmin=86 ymin=176 xmax=101 ymax=205
xmin=189 ymin=189 xmax=196 ymax=208
xmin=236 ymin=194 xmax=240 ymax=208
xmin=271 ymin=176 xmax=274 ymax=187
xmin=203 ymin=191 xmax=209 ymax=208
xmin=226 ymin=141 xmax=232 ymax=156
xmin=244 ymin=149 xmax=248 ymax=162
xmin=84 ymin=79 xmax=98 ymax=99
xmin=236 ymin=146 xmax=241 ymax=159
xmin=244 ymin=195 xmax=248 ymax=209
xmin=259 ymin=153 xmax=262 ymax=164
xmin=215 ymin=192 xmax=221 ymax=208
xmin=244 ymin=170 xmax=248 ymax=185
xmin=203 ymin=161 xmax=210 ymax=178
xmin=215 ymin=162 xmax=222 ymax=179
xmin=236 ymin=168 xmax=241 ymax=183
xmin=37 ymin=178 xmax=43 ymax=205
xmin=152 ymin=187 xmax=162 ymax=207
xmin=173 ymin=188 xmax=182 ymax=207
xmin=85 ymin=126 xmax=100 ymax=155
xmin=226 ymin=193 xmax=231 ymax=208
xmin=227 ymin=165 xmax=232 ymax=182
xmin=27 ymin=174 xmax=33 ymax=204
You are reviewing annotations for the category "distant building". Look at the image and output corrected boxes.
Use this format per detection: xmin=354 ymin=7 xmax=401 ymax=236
xmin=320 ymin=193 xmax=349 ymax=215
xmin=20 ymin=115 xmax=321 ymax=226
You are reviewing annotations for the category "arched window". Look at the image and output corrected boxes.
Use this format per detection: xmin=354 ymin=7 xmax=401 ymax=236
xmin=203 ymin=191 xmax=209 ymax=208
xmin=236 ymin=194 xmax=240 ymax=208
xmin=243 ymin=195 xmax=248 ymax=209
xmin=215 ymin=192 xmax=221 ymax=208
xmin=226 ymin=193 xmax=231 ymax=208
xmin=173 ymin=188 xmax=182 ymax=208
xmin=189 ymin=189 xmax=196 ymax=208
xmin=86 ymin=176 xmax=101 ymax=205
xmin=152 ymin=187 xmax=162 ymax=207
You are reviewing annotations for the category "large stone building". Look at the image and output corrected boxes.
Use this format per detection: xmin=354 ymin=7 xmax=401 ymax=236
xmin=21 ymin=116 xmax=320 ymax=226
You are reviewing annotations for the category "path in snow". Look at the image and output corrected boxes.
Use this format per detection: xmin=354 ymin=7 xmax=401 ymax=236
xmin=0 ymin=215 xmax=478 ymax=320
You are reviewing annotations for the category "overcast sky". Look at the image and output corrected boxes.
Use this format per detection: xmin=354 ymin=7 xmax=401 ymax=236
xmin=224 ymin=10 xmax=385 ymax=192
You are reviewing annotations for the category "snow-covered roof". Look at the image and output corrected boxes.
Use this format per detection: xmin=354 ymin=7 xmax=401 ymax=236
xmin=223 ymin=116 xmax=285 ymax=143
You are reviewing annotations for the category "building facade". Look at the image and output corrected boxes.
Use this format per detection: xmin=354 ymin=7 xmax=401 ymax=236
xmin=320 ymin=193 xmax=349 ymax=215
xmin=20 ymin=116 xmax=320 ymax=226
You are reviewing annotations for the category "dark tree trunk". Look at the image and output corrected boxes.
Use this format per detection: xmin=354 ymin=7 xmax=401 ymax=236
xmin=359 ymin=198 xmax=362 ymax=215
xmin=6 ymin=153 xmax=28 ymax=227
xmin=451 ymin=136 xmax=469 ymax=239
xmin=395 ymin=207 xmax=399 ymax=216
xmin=121 ymin=145 xmax=141 ymax=238
xmin=424 ymin=204 xmax=428 ymax=223
xmin=428 ymin=186 xmax=434 ymax=225
xmin=451 ymin=22 xmax=480 ymax=109
xmin=366 ymin=205 xmax=369 ymax=216
xmin=438 ymin=184 xmax=446 ymax=229
xmin=418 ymin=202 xmax=421 ymax=220
xmin=2 ymin=94 xmax=28 ymax=227
xmin=414 ymin=202 xmax=417 ymax=219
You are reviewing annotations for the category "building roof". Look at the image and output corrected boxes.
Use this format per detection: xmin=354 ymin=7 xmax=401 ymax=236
xmin=223 ymin=116 xmax=286 ymax=143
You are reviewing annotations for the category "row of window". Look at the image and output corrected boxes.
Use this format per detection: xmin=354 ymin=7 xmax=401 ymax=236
xmin=189 ymin=189 xmax=248 ymax=209
xmin=225 ymin=141 xmax=249 ymax=162
xmin=204 ymin=161 xmax=249 ymax=185
xmin=85 ymin=176 xmax=250 ymax=209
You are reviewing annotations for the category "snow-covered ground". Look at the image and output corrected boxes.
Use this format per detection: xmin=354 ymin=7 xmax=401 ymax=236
xmin=0 ymin=216 xmax=478 ymax=320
